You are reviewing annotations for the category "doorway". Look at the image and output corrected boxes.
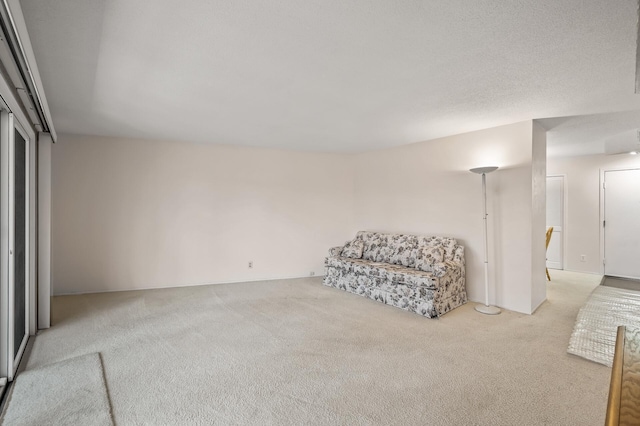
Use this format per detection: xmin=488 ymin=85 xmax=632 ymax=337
xmin=546 ymin=176 xmax=564 ymax=270
xmin=602 ymin=168 xmax=640 ymax=279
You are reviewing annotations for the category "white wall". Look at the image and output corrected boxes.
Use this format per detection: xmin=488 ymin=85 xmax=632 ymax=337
xmin=53 ymin=123 xmax=546 ymax=314
xmin=38 ymin=132 xmax=52 ymax=329
xmin=52 ymin=134 xmax=355 ymax=294
xmin=530 ymin=122 xmax=547 ymax=312
xmin=547 ymin=153 xmax=640 ymax=274
xmin=352 ymin=121 xmax=545 ymax=314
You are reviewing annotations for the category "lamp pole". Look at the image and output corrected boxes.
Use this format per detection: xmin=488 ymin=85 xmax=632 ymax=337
xmin=469 ymin=166 xmax=500 ymax=315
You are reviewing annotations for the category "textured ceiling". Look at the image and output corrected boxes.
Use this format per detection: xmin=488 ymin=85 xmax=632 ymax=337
xmin=540 ymin=110 xmax=640 ymax=157
xmin=20 ymin=0 xmax=640 ymax=152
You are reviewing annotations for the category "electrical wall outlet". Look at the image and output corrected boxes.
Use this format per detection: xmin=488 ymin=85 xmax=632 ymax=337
xmin=248 ymin=261 xmax=253 ymax=269
xmin=580 ymin=255 xmax=586 ymax=262
xmin=310 ymin=271 xmax=315 ymax=276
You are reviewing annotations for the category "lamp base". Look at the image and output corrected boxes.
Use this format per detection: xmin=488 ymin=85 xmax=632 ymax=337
xmin=475 ymin=304 xmax=501 ymax=315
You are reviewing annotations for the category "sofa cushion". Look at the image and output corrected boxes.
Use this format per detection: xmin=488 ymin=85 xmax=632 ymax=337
xmin=358 ymin=231 xmax=459 ymax=264
xmin=362 ymin=233 xmax=394 ymax=263
xmin=425 ymin=236 xmax=458 ymax=261
xmin=415 ymin=245 xmax=445 ymax=273
xmin=326 ymin=256 xmax=438 ymax=289
xmin=417 ymin=261 xmax=447 ymax=277
xmin=359 ymin=232 xmax=377 ymax=261
xmin=453 ymin=245 xmax=465 ymax=264
xmin=341 ymin=239 xmax=364 ymax=259
xmin=422 ymin=245 xmax=445 ymax=262
xmin=388 ymin=234 xmax=420 ymax=267
xmin=378 ymin=263 xmax=439 ymax=288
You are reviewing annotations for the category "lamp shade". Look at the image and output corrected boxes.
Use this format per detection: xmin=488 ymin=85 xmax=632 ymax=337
xmin=470 ymin=166 xmax=498 ymax=174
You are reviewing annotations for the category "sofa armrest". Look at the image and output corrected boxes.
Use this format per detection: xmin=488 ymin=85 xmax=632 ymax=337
xmin=329 ymin=246 xmax=343 ymax=256
xmin=444 ymin=259 xmax=462 ymax=268
xmin=431 ymin=260 xmax=464 ymax=278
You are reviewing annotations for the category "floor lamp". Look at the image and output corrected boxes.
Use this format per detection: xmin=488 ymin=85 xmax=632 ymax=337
xmin=469 ymin=166 xmax=501 ymax=315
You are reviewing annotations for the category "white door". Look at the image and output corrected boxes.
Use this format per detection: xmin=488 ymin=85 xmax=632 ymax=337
xmin=546 ymin=176 xmax=564 ymax=270
xmin=603 ymin=169 xmax=640 ymax=279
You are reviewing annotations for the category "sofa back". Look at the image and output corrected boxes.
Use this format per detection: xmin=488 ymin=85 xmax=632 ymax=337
xmin=355 ymin=231 xmax=462 ymax=267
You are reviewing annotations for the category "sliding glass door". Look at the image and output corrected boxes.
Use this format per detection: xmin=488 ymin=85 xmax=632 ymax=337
xmin=9 ymin=122 xmax=28 ymax=375
xmin=0 ymin=110 xmax=30 ymax=382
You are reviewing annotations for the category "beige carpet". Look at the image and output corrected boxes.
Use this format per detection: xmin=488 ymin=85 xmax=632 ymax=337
xmin=19 ymin=270 xmax=608 ymax=425
xmin=2 ymin=353 xmax=113 ymax=426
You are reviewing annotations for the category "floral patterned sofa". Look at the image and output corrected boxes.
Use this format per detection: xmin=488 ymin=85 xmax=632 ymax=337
xmin=323 ymin=231 xmax=467 ymax=318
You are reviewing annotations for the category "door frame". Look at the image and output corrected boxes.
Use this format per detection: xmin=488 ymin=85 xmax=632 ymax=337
xmin=546 ymin=174 xmax=567 ymax=270
xmin=599 ymin=167 xmax=640 ymax=277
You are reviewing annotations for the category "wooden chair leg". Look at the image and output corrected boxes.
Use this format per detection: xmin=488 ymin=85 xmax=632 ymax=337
xmin=546 ymin=267 xmax=551 ymax=281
